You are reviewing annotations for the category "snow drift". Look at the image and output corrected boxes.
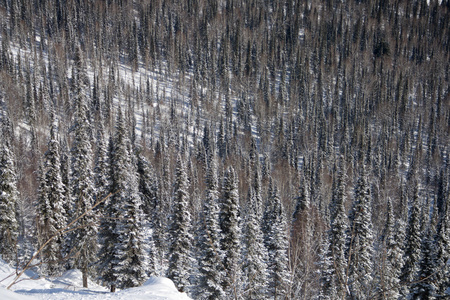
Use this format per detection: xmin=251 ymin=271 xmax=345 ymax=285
xmin=0 ymin=259 xmax=191 ymax=299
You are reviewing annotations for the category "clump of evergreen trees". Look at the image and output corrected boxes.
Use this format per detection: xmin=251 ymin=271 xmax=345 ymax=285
xmin=0 ymin=0 xmax=449 ymax=298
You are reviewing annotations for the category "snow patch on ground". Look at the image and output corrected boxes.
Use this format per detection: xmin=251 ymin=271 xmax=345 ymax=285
xmin=0 ymin=260 xmax=191 ymax=300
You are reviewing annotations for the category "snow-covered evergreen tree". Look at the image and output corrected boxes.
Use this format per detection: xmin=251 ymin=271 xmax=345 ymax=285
xmin=263 ymin=179 xmax=290 ymax=299
xmin=0 ymin=138 xmax=19 ymax=263
xmin=249 ymin=136 xmax=263 ymax=219
xmin=433 ymin=169 xmax=449 ymax=297
xmin=242 ymin=187 xmax=268 ymax=299
xmin=376 ymin=198 xmax=403 ymax=299
xmin=97 ymin=168 xmax=119 ymax=291
xmin=196 ymin=155 xmax=225 ymax=299
xmin=220 ymin=166 xmax=243 ymax=298
xmin=401 ymin=183 xmax=422 ymax=295
xmin=98 ymin=109 xmax=147 ymax=291
xmin=331 ymin=166 xmax=349 ymax=298
xmin=319 ymin=165 xmax=348 ymax=299
xmin=68 ymin=46 xmax=97 ymax=286
xmin=292 ymin=173 xmax=311 ymax=224
xmin=291 ymin=172 xmax=314 ymax=298
xmin=317 ymin=235 xmax=336 ymax=300
xmin=93 ymin=109 xmax=110 ymax=208
xmin=136 ymin=148 xmax=158 ymax=276
xmin=60 ymin=138 xmax=71 ymax=217
xmin=167 ymin=154 xmax=193 ymax=293
xmin=93 ymin=118 xmax=112 ymax=283
xmin=37 ymin=113 xmax=67 ymax=276
xmin=347 ymin=165 xmax=374 ymax=299
xmin=154 ymin=133 xmax=171 ymax=264
xmin=114 ymin=167 xmax=148 ymax=289
xmin=409 ymin=222 xmax=437 ymax=300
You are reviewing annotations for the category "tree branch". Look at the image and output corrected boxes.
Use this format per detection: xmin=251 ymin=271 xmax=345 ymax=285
xmin=6 ymin=193 xmax=113 ymax=290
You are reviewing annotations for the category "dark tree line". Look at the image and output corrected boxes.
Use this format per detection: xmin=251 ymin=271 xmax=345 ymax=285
xmin=0 ymin=0 xmax=449 ymax=298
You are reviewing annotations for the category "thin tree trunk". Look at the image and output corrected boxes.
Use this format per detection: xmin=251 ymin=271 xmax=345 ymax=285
xmin=82 ymin=267 xmax=88 ymax=288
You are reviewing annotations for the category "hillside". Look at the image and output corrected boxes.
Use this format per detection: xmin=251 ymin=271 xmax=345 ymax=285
xmin=0 ymin=0 xmax=449 ymax=299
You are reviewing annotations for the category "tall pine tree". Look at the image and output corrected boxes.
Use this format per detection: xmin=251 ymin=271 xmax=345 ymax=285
xmin=99 ymin=109 xmax=147 ymax=291
xmin=291 ymin=172 xmax=314 ymax=298
xmin=347 ymin=165 xmax=374 ymax=299
xmin=196 ymin=155 xmax=225 ymax=299
xmin=0 ymin=137 xmax=19 ymax=263
xmin=401 ymin=183 xmax=422 ymax=296
xmin=136 ymin=148 xmax=158 ymax=276
xmin=263 ymin=178 xmax=290 ymax=299
xmin=242 ymin=187 xmax=268 ymax=299
xmin=68 ymin=46 xmax=97 ymax=286
xmin=167 ymin=154 xmax=193 ymax=293
xmin=433 ymin=169 xmax=449 ymax=297
xmin=409 ymin=221 xmax=437 ymax=300
xmin=320 ymin=164 xmax=349 ymax=299
xmin=376 ymin=198 xmax=403 ymax=299
xmin=220 ymin=166 xmax=243 ymax=298
xmin=93 ymin=109 xmax=110 ymax=209
xmin=37 ymin=113 xmax=67 ymax=276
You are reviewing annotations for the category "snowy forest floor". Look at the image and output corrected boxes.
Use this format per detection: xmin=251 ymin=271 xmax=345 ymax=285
xmin=0 ymin=259 xmax=191 ymax=300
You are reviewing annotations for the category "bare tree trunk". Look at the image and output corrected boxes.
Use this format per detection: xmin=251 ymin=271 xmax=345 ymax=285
xmin=111 ymin=284 xmax=116 ymax=293
xmin=82 ymin=267 xmax=88 ymax=288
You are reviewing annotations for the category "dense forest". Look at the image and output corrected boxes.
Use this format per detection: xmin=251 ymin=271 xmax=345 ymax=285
xmin=0 ymin=0 xmax=449 ymax=299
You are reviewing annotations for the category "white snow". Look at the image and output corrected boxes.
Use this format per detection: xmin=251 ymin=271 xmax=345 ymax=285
xmin=0 ymin=260 xmax=191 ymax=300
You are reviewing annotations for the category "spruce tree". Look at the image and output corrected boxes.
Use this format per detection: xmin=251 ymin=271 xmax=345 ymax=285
xmin=347 ymin=165 xmax=374 ymax=299
xmin=220 ymin=166 xmax=243 ymax=298
xmin=263 ymin=179 xmax=290 ymax=299
xmin=433 ymin=169 xmax=449 ymax=297
xmin=37 ymin=114 xmax=67 ymax=276
xmin=154 ymin=133 xmax=171 ymax=263
xmin=317 ymin=235 xmax=336 ymax=300
xmin=401 ymin=183 xmax=422 ymax=294
xmin=60 ymin=138 xmax=71 ymax=218
xmin=69 ymin=56 xmax=97 ymax=286
xmin=249 ymin=136 xmax=263 ymax=218
xmin=196 ymin=155 xmax=225 ymax=299
xmin=115 ymin=109 xmax=148 ymax=290
xmin=243 ymin=187 xmax=268 ymax=299
xmin=167 ymin=154 xmax=193 ymax=293
xmin=291 ymin=172 xmax=314 ymax=298
xmin=136 ymin=148 xmax=158 ymax=276
xmin=97 ymin=154 xmax=119 ymax=291
xmin=114 ymin=163 xmax=148 ymax=289
xmin=99 ymin=109 xmax=147 ymax=291
xmin=93 ymin=111 xmax=110 ymax=209
xmin=377 ymin=198 xmax=403 ymax=299
xmin=320 ymin=165 xmax=348 ymax=299
xmin=93 ymin=119 xmax=112 ymax=282
xmin=409 ymin=223 xmax=437 ymax=300
xmin=0 ymin=139 xmax=19 ymax=263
